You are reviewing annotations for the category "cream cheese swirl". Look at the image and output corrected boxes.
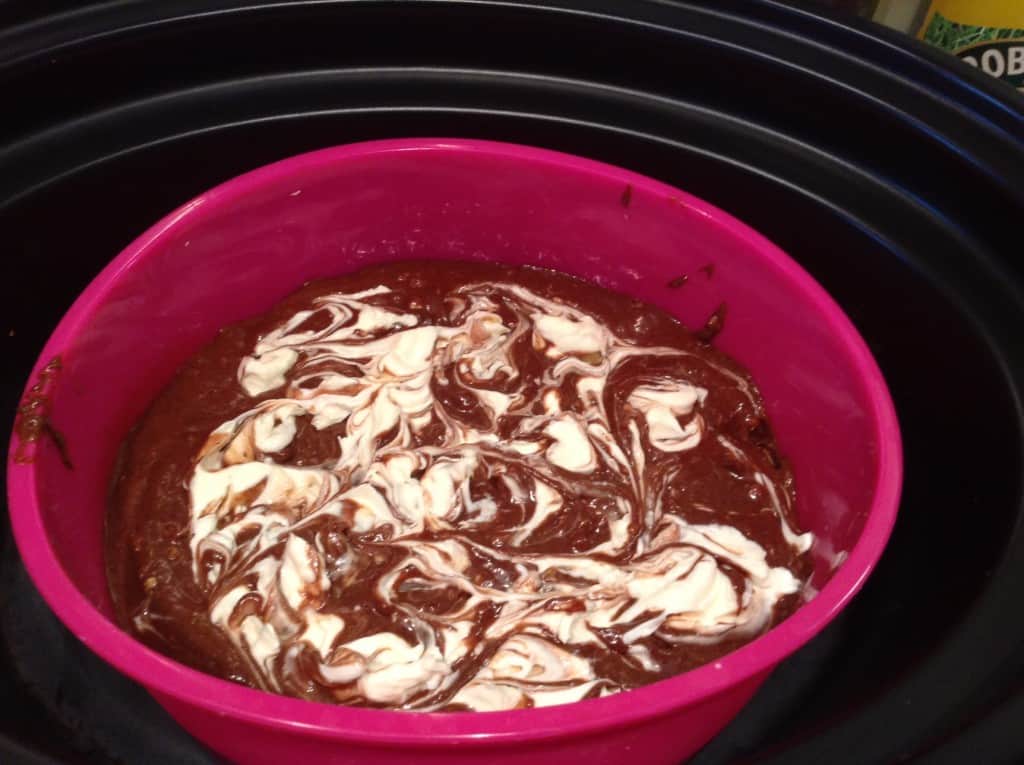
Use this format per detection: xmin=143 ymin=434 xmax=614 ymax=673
xmin=186 ymin=279 xmax=812 ymax=711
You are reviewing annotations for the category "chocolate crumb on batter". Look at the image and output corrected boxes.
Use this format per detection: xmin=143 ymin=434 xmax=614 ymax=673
xmin=14 ymin=357 xmax=72 ymax=469
xmin=695 ymin=304 xmax=728 ymax=344
xmin=620 ymin=184 xmax=633 ymax=208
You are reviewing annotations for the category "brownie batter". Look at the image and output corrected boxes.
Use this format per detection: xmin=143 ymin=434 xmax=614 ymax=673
xmin=107 ymin=261 xmax=813 ymax=712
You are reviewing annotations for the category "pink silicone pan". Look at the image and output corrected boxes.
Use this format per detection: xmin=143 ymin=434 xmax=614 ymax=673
xmin=7 ymin=139 xmax=901 ymax=764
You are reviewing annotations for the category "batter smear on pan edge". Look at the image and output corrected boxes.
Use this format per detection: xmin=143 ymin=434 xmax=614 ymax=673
xmin=107 ymin=260 xmax=813 ymax=711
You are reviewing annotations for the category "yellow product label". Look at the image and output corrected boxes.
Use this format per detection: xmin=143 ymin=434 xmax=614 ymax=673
xmin=919 ymin=0 xmax=1024 ymax=89
xmin=920 ymin=0 xmax=1024 ymax=32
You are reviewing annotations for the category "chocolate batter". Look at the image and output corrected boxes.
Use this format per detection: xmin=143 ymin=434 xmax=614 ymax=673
xmin=107 ymin=261 xmax=813 ymax=711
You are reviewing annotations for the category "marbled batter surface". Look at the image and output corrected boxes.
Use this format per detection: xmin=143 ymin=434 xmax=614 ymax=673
xmin=107 ymin=261 xmax=812 ymax=711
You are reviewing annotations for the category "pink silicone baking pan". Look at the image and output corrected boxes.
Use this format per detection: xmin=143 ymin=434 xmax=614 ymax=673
xmin=7 ymin=139 xmax=901 ymax=764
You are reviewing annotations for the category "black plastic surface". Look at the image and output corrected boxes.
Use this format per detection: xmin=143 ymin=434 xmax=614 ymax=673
xmin=1 ymin=2 xmax=1023 ymax=763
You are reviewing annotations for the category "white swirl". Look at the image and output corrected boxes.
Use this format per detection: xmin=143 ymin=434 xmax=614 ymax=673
xmin=185 ymin=279 xmax=811 ymax=709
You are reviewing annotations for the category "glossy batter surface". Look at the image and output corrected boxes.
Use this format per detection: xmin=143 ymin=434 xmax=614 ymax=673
xmin=107 ymin=261 xmax=812 ymax=711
